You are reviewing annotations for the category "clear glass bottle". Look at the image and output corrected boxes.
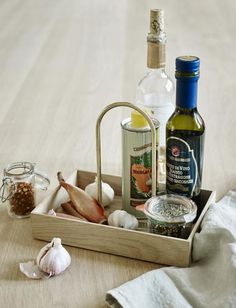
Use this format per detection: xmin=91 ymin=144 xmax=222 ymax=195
xmin=136 ymin=9 xmax=174 ymax=190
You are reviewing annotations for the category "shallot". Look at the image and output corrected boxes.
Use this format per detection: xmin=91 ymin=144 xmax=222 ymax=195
xmin=57 ymin=172 xmax=106 ymax=223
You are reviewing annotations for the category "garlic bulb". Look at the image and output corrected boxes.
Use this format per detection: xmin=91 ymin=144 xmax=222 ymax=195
xmin=108 ymin=210 xmax=138 ymax=230
xmin=85 ymin=177 xmax=115 ymax=207
xmin=47 ymin=209 xmax=57 ymax=216
xmin=36 ymin=238 xmax=71 ymax=276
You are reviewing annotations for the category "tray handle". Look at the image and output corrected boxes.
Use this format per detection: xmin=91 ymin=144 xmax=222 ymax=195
xmin=96 ymin=102 xmax=158 ymax=208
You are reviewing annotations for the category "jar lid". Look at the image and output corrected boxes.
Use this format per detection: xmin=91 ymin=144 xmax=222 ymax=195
xmin=144 ymin=194 xmax=197 ymax=224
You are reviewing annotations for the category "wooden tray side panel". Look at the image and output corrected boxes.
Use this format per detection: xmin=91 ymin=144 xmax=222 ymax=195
xmin=189 ymin=190 xmax=216 ymax=241
xmin=186 ymin=190 xmax=216 ymax=264
xmin=31 ymin=213 xmax=190 ymax=267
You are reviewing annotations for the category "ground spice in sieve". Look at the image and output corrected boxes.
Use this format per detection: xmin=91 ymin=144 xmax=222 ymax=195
xmin=9 ymin=182 xmax=35 ymax=216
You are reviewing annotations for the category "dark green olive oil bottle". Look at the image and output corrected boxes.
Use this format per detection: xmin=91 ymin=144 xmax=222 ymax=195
xmin=166 ymin=56 xmax=205 ymax=197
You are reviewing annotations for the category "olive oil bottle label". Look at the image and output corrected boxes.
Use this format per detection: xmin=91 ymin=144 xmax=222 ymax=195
xmin=130 ymin=148 xmax=152 ymax=207
xmin=166 ymin=136 xmax=203 ymax=197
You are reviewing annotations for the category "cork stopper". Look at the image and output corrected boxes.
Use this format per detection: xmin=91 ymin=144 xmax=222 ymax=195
xmin=147 ymin=9 xmax=166 ymax=69
xmin=149 ymin=9 xmax=164 ymax=35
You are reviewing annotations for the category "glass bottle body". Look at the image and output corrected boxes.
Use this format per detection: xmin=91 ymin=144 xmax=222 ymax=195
xmin=166 ymin=106 xmax=205 ymax=197
xmin=136 ymin=68 xmax=174 ymax=189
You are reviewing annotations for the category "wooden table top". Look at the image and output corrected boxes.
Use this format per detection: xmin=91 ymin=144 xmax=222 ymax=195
xmin=0 ymin=3 xmax=160 ymax=306
xmin=0 ymin=206 xmax=160 ymax=307
xmin=1 ymin=0 xmax=235 ymax=306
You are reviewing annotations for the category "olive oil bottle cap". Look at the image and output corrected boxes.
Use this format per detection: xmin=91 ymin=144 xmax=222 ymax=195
xmin=175 ymin=56 xmax=200 ymax=108
xmin=175 ymin=56 xmax=200 ymax=78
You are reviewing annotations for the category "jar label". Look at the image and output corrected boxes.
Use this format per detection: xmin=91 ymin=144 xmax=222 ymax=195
xmin=166 ymin=136 xmax=204 ymax=197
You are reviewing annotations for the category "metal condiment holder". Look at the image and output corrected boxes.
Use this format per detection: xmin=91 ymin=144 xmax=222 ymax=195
xmin=95 ymin=102 xmax=157 ymax=208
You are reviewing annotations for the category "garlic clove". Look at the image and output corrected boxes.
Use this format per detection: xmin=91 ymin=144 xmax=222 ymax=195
xmin=36 ymin=241 xmax=54 ymax=267
xmin=47 ymin=209 xmax=57 ymax=216
xmin=108 ymin=210 xmax=139 ymax=230
xmin=36 ymin=238 xmax=71 ymax=276
xmin=85 ymin=177 xmax=115 ymax=207
xmin=19 ymin=261 xmax=48 ymax=279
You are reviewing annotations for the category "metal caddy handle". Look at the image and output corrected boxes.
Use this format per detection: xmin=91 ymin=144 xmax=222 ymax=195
xmin=96 ymin=102 xmax=158 ymax=208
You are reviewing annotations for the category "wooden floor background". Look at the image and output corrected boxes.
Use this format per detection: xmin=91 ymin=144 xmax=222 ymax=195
xmin=0 ymin=0 xmax=236 ymax=199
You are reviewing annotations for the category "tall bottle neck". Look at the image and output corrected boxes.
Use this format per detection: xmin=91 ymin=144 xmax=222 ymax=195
xmin=176 ymin=78 xmax=198 ymax=109
xmin=147 ymin=39 xmax=166 ymax=69
xmin=147 ymin=67 xmax=166 ymax=74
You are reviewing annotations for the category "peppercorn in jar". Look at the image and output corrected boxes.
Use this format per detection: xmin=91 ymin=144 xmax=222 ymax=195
xmin=143 ymin=194 xmax=197 ymax=238
xmin=0 ymin=162 xmax=50 ymax=218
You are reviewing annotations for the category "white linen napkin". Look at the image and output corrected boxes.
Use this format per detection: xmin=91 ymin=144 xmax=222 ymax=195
xmin=106 ymin=190 xmax=236 ymax=308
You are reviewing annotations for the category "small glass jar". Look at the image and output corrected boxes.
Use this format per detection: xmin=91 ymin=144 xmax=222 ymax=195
xmin=0 ymin=162 xmax=50 ymax=218
xmin=144 ymin=194 xmax=197 ymax=238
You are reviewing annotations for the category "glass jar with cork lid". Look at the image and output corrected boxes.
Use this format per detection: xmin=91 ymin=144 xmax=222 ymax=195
xmin=0 ymin=162 xmax=50 ymax=218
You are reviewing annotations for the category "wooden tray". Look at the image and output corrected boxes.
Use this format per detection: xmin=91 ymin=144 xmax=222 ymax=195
xmin=31 ymin=170 xmax=216 ymax=267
